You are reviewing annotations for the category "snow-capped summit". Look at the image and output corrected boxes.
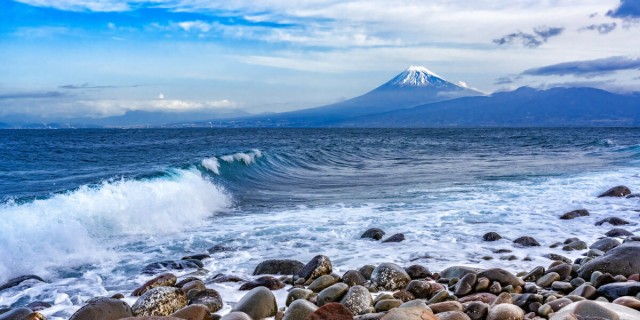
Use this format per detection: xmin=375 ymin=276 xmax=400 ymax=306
xmin=386 ymin=65 xmax=460 ymax=88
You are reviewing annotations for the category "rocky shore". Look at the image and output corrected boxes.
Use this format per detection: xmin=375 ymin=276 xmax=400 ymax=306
xmin=1 ymin=185 xmax=639 ymax=320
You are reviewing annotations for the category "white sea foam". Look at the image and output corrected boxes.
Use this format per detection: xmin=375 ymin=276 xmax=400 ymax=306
xmin=0 ymin=169 xmax=231 ymax=283
xmin=220 ymin=149 xmax=263 ymax=165
xmin=201 ymin=157 xmax=221 ymax=174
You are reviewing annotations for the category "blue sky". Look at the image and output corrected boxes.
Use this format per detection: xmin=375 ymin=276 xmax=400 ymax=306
xmin=1 ymin=0 xmax=639 ymax=120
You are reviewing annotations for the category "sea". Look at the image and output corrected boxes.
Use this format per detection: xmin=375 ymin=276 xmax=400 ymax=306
xmin=1 ymin=128 xmax=639 ymax=318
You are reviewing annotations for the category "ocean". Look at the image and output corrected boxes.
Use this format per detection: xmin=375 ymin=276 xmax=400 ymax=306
xmin=1 ymin=128 xmax=639 ymax=318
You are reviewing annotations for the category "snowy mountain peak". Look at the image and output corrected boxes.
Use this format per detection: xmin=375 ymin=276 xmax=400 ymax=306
xmin=387 ymin=65 xmax=457 ymax=88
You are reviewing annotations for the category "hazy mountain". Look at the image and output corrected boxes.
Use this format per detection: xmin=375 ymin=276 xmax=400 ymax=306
xmin=0 ymin=109 xmax=249 ymax=128
xmin=214 ymin=66 xmax=482 ymax=127
xmin=337 ymin=86 xmax=640 ymax=127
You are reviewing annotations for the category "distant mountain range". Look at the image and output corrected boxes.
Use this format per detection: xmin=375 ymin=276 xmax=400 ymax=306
xmin=2 ymin=66 xmax=640 ymax=128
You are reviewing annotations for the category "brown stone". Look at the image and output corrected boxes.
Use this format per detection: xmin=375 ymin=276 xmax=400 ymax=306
xmin=305 ymin=302 xmax=354 ymax=320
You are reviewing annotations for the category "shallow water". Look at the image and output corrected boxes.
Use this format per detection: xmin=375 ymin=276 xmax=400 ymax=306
xmin=1 ymin=128 xmax=639 ymax=318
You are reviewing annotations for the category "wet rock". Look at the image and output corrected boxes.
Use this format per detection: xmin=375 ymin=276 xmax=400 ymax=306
xmin=491 ymin=292 xmax=512 ymax=306
xmin=463 ymin=302 xmax=488 ymax=320
xmin=598 ymin=185 xmax=631 ymax=198
xmin=297 ymin=255 xmax=332 ymax=281
xmin=613 ymin=297 xmax=640 ymax=311
xmin=175 ymin=277 xmax=201 ymax=288
xmin=205 ymin=273 xmax=248 ymax=284
xmin=437 ymin=311 xmax=471 ymax=320
xmin=283 ymin=299 xmax=318 ymax=320
xmin=569 ymin=283 xmax=597 ymax=299
xmin=131 ymin=287 xmax=187 ymax=316
xmin=0 ymin=308 xmax=42 ymax=320
xmin=477 ymin=268 xmax=524 ymax=288
xmin=578 ymin=242 xmax=640 ymax=279
xmin=239 ymin=276 xmax=285 ymax=291
xmin=593 ymin=272 xmax=616 ymax=288
xmin=597 ymin=282 xmax=640 ymax=300
xmin=342 ymin=270 xmax=367 ymax=286
xmin=543 ymin=253 xmax=572 ymax=264
xmin=522 ymin=267 xmax=545 ymax=282
xmin=306 ymin=302 xmax=354 ymax=320
xmin=596 ymin=217 xmax=631 ymax=226
xmin=375 ymin=299 xmax=402 ymax=312
xmin=307 ymin=274 xmax=338 ymax=293
xmin=440 ymin=267 xmax=480 ymax=280
xmin=317 ymin=283 xmax=350 ymax=307
xmin=69 ymin=297 xmax=133 ymax=320
xmin=591 ymin=237 xmax=622 ymax=253
xmin=483 ymin=232 xmax=502 ymax=241
xmin=0 ymin=275 xmax=45 ymax=292
xmin=551 ymin=281 xmax=573 ymax=292
xmin=547 ymin=263 xmax=572 ymax=280
xmin=562 ymin=240 xmax=587 ymax=251
xmin=25 ymin=302 xmax=51 ymax=312
xmin=188 ymin=289 xmax=222 ymax=312
xmin=361 ymin=228 xmax=386 ymax=240
xmin=405 ymin=265 xmax=432 ymax=279
xmin=182 ymin=280 xmax=206 ymax=297
xmin=559 ymin=209 xmax=589 ymax=220
xmin=458 ymin=293 xmax=497 ymax=305
xmin=133 ymin=273 xmax=177 ymax=296
xmin=549 ymin=300 xmax=640 ymax=320
xmin=393 ymin=290 xmax=415 ymax=302
xmin=231 ymin=287 xmax=277 ymax=319
xmin=454 ymin=273 xmax=477 ymax=297
xmin=430 ymin=301 xmax=463 ymax=314
xmin=380 ymin=307 xmax=437 ymax=320
xmin=536 ymin=272 xmax=560 ymax=288
xmin=382 ymin=233 xmax=405 ymax=243
xmin=220 ymin=312 xmax=252 ymax=320
xmin=359 ymin=265 xmax=375 ymax=280
xmin=513 ymin=236 xmax=540 ymax=247
xmin=486 ymin=304 xmax=524 ymax=320
xmin=253 ymin=259 xmax=304 ymax=276
xmin=406 ymin=280 xmax=433 ymax=299
xmin=170 ymin=305 xmax=212 ymax=320
xmin=371 ymin=263 xmax=411 ymax=291
xmin=141 ymin=260 xmax=203 ymax=275
xmin=488 ymin=282 xmax=501 ymax=295
xmin=341 ymin=285 xmax=373 ymax=315
xmin=512 ymin=294 xmax=543 ymax=309
xmin=286 ymin=288 xmax=314 ymax=307
xmin=428 ymin=290 xmax=451 ymax=305
xmin=607 ymin=228 xmax=634 ymax=237
xmin=181 ymin=254 xmax=211 ymax=261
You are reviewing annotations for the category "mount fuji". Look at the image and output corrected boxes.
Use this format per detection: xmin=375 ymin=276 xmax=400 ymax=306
xmin=224 ymin=66 xmax=483 ymax=126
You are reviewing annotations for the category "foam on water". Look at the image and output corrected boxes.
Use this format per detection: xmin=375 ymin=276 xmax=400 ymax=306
xmin=0 ymin=169 xmax=231 ymax=283
xmin=220 ymin=149 xmax=263 ymax=165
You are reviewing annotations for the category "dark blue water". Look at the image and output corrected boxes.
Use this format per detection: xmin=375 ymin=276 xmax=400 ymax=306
xmin=2 ymin=128 xmax=640 ymax=318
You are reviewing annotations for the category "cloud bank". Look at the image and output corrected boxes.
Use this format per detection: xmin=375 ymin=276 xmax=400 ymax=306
xmin=523 ymin=56 xmax=640 ymax=77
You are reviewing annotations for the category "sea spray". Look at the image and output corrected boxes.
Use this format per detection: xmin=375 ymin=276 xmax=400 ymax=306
xmin=0 ymin=169 xmax=231 ymax=282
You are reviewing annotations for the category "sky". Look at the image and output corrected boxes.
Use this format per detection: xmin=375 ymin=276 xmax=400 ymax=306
xmin=0 ymin=0 xmax=639 ymax=120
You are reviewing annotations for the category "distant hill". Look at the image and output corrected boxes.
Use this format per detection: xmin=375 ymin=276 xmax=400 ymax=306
xmin=337 ymin=86 xmax=640 ymax=127
xmin=212 ymin=66 xmax=482 ymax=127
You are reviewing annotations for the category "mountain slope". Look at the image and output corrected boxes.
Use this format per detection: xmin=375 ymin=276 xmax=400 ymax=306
xmin=337 ymin=87 xmax=640 ymax=127
xmin=218 ymin=66 xmax=482 ymax=127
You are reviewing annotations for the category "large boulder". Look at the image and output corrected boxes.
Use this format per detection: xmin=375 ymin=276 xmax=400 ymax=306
xmin=239 ymin=276 xmax=285 ymax=291
xmin=340 ymin=285 xmax=372 ymax=315
xmin=440 ymin=266 xmax=480 ymax=280
xmin=559 ymin=209 xmax=589 ymax=220
xmin=370 ymin=263 xmax=411 ymax=291
xmin=590 ymin=237 xmax=621 ymax=253
xmin=477 ymin=268 xmax=524 ymax=288
xmin=282 ymin=299 xmax=318 ymax=320
xmin=188 ymin=289 xmax=223 ymax=312
xmin=297 ymin=255 xmax=332 ymax=281
xmin=131 ymin=287 xmax=187 ymax=316
xmin=253 ymin=259 xmax=304 ymax=275
xmin=0 ymin=275 xmax=45 ymax=292
xmin=231 ymin=287 xmax=277 ymax=319
xmin=512 ymin=236 xmax=540 ymax=247
xmin=598 ymin=186 xmax=631 ymax=198
xmin=578 ymin=242 xmax=640 ymax=279
xmin=317 ymin=283 xmax=349 ymax=307
xmin=361 ymin=228 xmax=386 ymax=240
xmin=597 ymin=282 xmax=640 ymax=300
xmin=132 ymin=273 xmax=177 ymax=296
xmin=549 ymin=300 xmax=640 ymax=320
xmin=70 ymin=297 xmax=133 ymax=320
